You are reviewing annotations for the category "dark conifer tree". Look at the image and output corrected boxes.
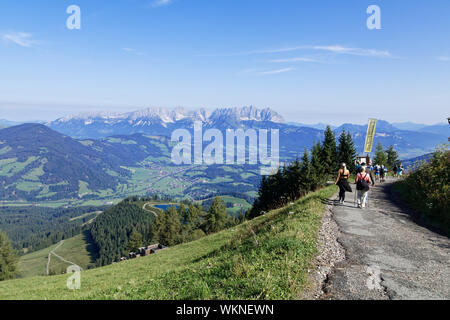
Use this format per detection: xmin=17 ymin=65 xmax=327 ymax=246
xmin=322 ymin=125 xmax=338 ymax=176
xmin=204 ymin=197 xmax=227 ymax=234
xmin=337 ymin=130 xmax=357 ymax=173
xmin=126 ymin=229 xmax=143 ymax=253
xmin=153 ymin=206 xmax=183 ymax=246
xmin=311 ymin=141 xmax=327 ymax=187
xmin=286 ymin=159 xmax=302 ymax=201
xmin=300 ymin=148 xmax=314 ymax=194
xmin=346 ymin=131 xmax=357 ymax=172
xmin=385 ymin=145 xmax=400 ymax=170
xmin=374 ymin=142 xmax=387 ymax=165
xmin=185 ymin=204 xmax=201 ymax=229
xmin=177 ymin=204 xmax=186 ymax=222
xmin=0 ymin=231 xmax=18 ymax=281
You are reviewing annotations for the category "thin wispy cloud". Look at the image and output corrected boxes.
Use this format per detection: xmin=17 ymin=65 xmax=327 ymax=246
xmin=199 ymin=46 xmax=305 ymax=57
xmin=311 ymin=45 xmax=391 ymax=58
xmin=204 ymin=45 xmax=392 ymax=58
xmin=437 ymin=56 xmax=450 ymax=62
xmin=269 ymin=57 xmax=318 ymax=63
xmin=258 ymin=67 xmax=294 ymax=75
xmin=1 ymin=32 xmax=38 ymax=47
xmin=122 ymin=48 xmax=144 ymax=56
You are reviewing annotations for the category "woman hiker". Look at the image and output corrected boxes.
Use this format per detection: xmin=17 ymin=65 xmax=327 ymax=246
xmin=355 ymin=166 xmax=372 ymax=208
xmin=335 ymin=163 xmax=352 ymax=204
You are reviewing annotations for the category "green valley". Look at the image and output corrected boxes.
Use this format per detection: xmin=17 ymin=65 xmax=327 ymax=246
xmin=0 ymin=124 xmax=260 ymax=210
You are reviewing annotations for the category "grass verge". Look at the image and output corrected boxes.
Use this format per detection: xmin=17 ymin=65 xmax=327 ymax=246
xmin=392 ymin=181 xmax=450 ymax=236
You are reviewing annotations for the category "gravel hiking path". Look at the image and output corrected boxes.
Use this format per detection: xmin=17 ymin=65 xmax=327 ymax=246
xmin=46 ymin=240 xmax=82 ymax=275
xmin=143 ymin=203 xmax=159 ymax=217
xmin=323 ymin=181 xmax=450 ymax=300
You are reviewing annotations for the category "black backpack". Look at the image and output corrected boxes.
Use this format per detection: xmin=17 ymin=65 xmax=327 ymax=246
xmin=356 ymin=173 xmax=370 ymax=191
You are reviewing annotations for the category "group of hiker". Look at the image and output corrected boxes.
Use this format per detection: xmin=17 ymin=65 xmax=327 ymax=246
xmin=335 ymin=160 xmax=405 ymax=209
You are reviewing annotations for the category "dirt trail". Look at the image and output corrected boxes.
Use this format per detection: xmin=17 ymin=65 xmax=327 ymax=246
xmin=324 ymin=181 xmax=450 ymax=300
xmin=46 ymin=240 xmax=82 ymax=275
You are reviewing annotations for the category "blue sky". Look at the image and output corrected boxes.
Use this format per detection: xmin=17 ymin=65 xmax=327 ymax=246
xmin=0 ymin=0 xmax=449 ymax=124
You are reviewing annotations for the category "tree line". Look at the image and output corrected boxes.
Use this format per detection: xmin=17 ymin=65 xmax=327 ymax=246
xmin=89 ymin=196 xmax=246 ymax=266
xmin=0 ymin=205 xmax=108 ymax=254
xmin=89 ymin=200 xmax=155 ymax=266
xmin=247 ymin=126 xmax=357 ymax=218
xmin=129 ymin=198 xmax=245 ymax=251
xmin=373 ymin=141 xmax=401 ymax=169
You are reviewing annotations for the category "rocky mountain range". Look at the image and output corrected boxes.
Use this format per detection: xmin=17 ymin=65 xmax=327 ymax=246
xmin=44 ymin=106 xmax=449 ymax=159
xmin=47 ymin=106 xmax=285 ymax=139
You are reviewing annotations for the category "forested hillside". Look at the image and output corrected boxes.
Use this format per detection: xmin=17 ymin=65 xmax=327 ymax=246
xmin=89 ymin=195 xmax=245 ymax=266
xmin=0 ymin=124 xmax=130 ymax=201
xmin=90 ymin=200 xmax=155 ymax=266
xmin=0 ymin=205 xmax=108 ymax=254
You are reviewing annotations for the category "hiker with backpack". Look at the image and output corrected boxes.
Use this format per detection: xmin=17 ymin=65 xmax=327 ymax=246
xmin=379 ymin=165 xmax=385 ymax=182
xmin=335 ymin=163 xmax=352 ymax=204
xmin=374 ymin=164 xmax=380 ymax=182
xmin=380 ymin=165 xmax=387 ymax=182
xmin=355 ymin=166 xmax=372 ymax=209
xmin=398 ymin=164 xmax=404 ymax=177
xmin=365 ymin=161 xmax=376 ymax=187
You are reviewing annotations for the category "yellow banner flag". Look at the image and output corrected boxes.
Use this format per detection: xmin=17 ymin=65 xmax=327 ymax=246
xmin=364 ymin=119 xmax=378 ymax=153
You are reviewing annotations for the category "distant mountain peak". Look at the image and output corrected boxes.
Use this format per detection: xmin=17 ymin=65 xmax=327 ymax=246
xmin=210 ymin=105 xmax=285 ymax=123
xmin=50 ymin=106 xmax=285 ymax=125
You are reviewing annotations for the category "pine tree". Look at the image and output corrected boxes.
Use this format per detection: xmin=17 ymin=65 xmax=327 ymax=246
xmin=286 ymin=159 xmax=302 ymax=201
xmin=248 ymin=174 xmax=275 ymax=219
xmin=185 ymin=204 xmax=201 ymax=229
xmin=204 ymin=197 xmax=227 ymax=234
xmin=337 ymin=130 xmax=357 ymax=173
xmin=385 ymin=145 xmax=400 ymax=170
xmin=166 ymin=206 xmax=183 ymax=246
xmin=322 ymin=125 xmax=338 ymax=176
xmin=374 ymin=142 xmax=387 ymax=165
xmin=300 ymin=148 xmax=314 ymax=194
xmin=0 ymin=231 xmax=18 ymax=281
xmin=177 ymin=204 xmax=186 ymax=221
xmin=311 ymin=141 xmax=327 ymax=187
xmin=346 ymin=132 xmax=357 ymax=172
xmin=153 ymin=206 xmax=182 ymax=246
xmin=125 ymin=229 xmax=143 ymax=253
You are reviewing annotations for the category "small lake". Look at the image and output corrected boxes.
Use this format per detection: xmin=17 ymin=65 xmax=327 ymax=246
xmin=153 ymin=204 xmax=179 ymax=211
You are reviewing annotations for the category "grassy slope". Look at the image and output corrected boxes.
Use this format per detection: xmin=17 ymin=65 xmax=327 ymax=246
xmin=18 ymin=243 xmax=60 ymax=278
xmin=18 ymin=232 xmax=97 ymax=278
xmin=392 ymin=181 xmax=450 ymax=236
xmin=0 ymin=186 xmax=337 ymax=300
